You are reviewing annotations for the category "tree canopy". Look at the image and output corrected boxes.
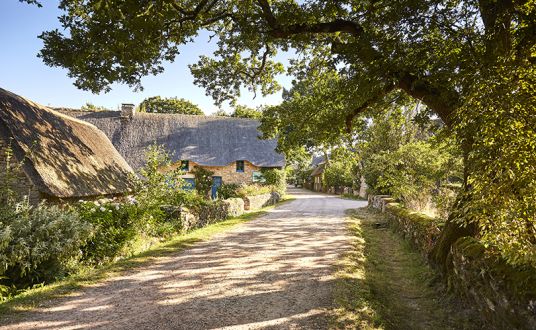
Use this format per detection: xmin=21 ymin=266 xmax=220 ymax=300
xmin=231 ymin=105 xmax=263 ymax=119
xmin=28 ymin=0 xmax=536 ymax=266
xmin=138 ymin=96 xmax=203 ymax=115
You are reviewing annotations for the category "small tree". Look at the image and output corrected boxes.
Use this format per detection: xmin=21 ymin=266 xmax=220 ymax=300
xmin=231 ymin=105 xmax=262 ymax=119
xmin=80 ymin=102 xmax=107 ymax=112
xmin=192 ymin=166 xmax=214 ymax=200
xmin=138 ymin=96 xmax=203 ymax=115
xmin=261 ymin=168 xmax=286 ymax=196
xmin=324 ymin=160 xmax=356 ymax=191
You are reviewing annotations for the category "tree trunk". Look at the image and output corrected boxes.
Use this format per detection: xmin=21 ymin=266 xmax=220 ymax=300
xmin=429 ymin=135 xmax=477 ymax=272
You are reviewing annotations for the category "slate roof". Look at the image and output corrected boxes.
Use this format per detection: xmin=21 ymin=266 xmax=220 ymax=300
xmin=0 ymin=88 xmax=134 ymax=198
xmin=57 ymin=110 xmax=285 ymax=170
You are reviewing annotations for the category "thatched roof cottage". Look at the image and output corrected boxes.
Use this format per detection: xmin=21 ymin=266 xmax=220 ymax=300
xmin=0 ymin=88 xmax=134 ymax=203
xmin=59 ymin=106 xmax=285 ymax=196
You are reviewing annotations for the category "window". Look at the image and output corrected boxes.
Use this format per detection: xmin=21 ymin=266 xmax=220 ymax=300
xmin=180 ymin=160 xmax=189 ymax=171
xmin=236 ymin=160 xmax=244 ymax=172
xmin=183 ymin=178 xmax=195 ymax=190
xmin=252 ymin=171 xmax=265 ymax=183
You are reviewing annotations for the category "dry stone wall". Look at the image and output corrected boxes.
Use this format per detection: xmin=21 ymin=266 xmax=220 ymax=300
xmin=369 ymin=195 xmax=536 ymax=329
xmin=243 ymin=192 xmax=280 ymax=210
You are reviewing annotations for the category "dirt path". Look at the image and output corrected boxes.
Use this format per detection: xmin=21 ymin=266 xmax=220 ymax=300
xmin=0 ymin=188 xmax=366 ymax=330
xmin=333 ymin=208 xmax=481 ymax=329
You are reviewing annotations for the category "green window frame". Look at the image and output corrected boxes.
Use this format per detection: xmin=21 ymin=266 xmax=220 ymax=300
xmin=236 ymin=160 xmax=245 ymax=173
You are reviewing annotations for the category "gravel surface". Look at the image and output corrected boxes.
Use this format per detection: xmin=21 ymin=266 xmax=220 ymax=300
xmin=1 ymin=188 xmax=366 ymax=330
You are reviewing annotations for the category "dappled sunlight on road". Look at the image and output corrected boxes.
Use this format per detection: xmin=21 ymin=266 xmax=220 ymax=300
xmin=1 ymin=188 xmax=366 ymax=330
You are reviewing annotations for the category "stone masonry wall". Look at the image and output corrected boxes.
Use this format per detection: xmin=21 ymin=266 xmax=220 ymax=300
xmin=171 ymin=160 xmax=261 ymax=185
xmin=370 ymin=195 xmax=536 ymax=329
xmin=243 ymin=192 xmax=280 ymax=210
xmin=0 ymin=135 xmax=41 ymax=204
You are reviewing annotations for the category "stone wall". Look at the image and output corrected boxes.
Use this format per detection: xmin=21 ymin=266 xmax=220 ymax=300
xmin=243 ymin=192 xmax=280 ymax=210
xmin=0 ymin=134 xmax=41 ymax=204
xmin=222 ymin=197 xmax=245 ymax=217
xmin=369 ymin=195 xmax=536 ymax=329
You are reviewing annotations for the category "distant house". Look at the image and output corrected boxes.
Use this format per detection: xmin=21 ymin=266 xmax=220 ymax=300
xmin=59 ymin=105 xmax=285 ymax=197
xmin=310 ymin=162 xmax=326 ymax=192
xmin=0 ymin=88 xmax=134 ymax=204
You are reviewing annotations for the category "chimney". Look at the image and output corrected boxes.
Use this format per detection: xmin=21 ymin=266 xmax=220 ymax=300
xmin=121 ymin=103 xmax=135 ymax=118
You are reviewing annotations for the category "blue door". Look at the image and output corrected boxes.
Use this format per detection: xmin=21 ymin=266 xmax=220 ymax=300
xmin=211 ymin=176 xmax=222 ymax=199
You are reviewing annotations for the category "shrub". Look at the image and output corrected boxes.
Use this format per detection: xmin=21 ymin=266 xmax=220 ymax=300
xmin=0 ymin=199 xmax=91 ymax=290
xmin=236 ymin=183 xmax=272 ymax=197
xmin=77 ymin=145 xmax=195 ymax=264
xmin=323 ymin=160 xmax=356 ymax=189
xmin=192 ymin=166 xmax=214 ymax=199
xmin=261 ymin=168 xmax=286 ymax=195
xmin=76 ymin=199 xmax=140 ymax=265
xmin=217 ymin=183 xmax=241 ymax=199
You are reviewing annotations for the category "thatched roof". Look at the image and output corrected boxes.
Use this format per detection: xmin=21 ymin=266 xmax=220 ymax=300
xmin=310 ymin=163 xmax=325 ymax=177
xmin=58 ymin=110 xmax=285 ymax=170
xmin=0 ymin=88 xmax=134 ymax=198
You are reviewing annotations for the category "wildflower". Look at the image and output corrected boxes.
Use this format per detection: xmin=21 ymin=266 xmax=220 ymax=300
xmin=127 ymin=196 xmax=137 ymax=205
xmin=100 ymin=206 xmax=106 ymax=212
xmin=91 ymin=208 xmax=96 ymax=212
xmin=93 ymin=201 xmax=100 ymax=206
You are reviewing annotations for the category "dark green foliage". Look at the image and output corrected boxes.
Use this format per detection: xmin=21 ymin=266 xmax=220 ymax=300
xmin=138 ymin=96 xmax=203 ymax=115
xmin=261 ymin=168 xmax=286 ymax=196
xmin=0 ymin=146 xmax=91 ymax=294
xmin=217 ymin=183 xmax=241 ymax=199
xmin=76 ymin=200 xmax=138 ymax=265
xmin=231 ymin=105 xmax=262 ymax=119
xmin=76 ymin=145 xmax=193 ymax=265
xmin=192 ymin=166 xmax=214 ymax=200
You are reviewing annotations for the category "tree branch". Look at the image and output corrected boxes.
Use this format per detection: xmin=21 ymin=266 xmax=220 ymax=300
xmin=257 ymin=0 xmax=278 ymax=28
xmin=270 ymin=19 xmax=363 ymax=38
xmin=345 ymin=83 xmax=395 ymax=132
xmin=396 ymin=72 xmax=459 ymax=126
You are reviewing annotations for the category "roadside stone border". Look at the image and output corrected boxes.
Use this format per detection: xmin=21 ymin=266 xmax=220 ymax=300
xmin=369 ymin=195 xmax=536 ymax=330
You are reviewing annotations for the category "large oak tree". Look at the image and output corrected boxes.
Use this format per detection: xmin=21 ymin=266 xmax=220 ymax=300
xmin=25 ymin=0 xmax=536 ymax=267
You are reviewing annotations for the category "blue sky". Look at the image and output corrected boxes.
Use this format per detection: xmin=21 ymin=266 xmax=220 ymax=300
xmin=0 ymin=1 xmax=291 ymax=113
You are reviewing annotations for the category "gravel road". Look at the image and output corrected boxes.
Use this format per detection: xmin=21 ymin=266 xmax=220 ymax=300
xmin=1 ymin=188 xmax=366 ymax=330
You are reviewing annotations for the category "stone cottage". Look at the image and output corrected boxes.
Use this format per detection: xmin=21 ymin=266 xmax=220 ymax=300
xmin=59 ymin=105 xmax=285 ymax=197
xmin=0 ymin=88 xmax=134 ymax=204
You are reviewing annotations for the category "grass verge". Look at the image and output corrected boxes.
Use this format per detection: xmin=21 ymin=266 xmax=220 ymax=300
xmin=331 ymin=207 xmax=480 ymax=330
xmin=0 ymin=196 xmax=295 ymax=316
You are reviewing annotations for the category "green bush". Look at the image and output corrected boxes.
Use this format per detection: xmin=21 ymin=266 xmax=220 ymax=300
xmin=76 ymin=199 xmax=140 ymax=265
xmin=0 ymin=199 xmax=92 ymax=290
xmin=236 ymin=183 xmax=272 ymax=197
xmin=363 ymin=141 xmax=459 ymax=212
xmin=77 ymin=145 xmax=196 ymax=265
xmin=192 ymin=166 xmax=214 ymax=199
xmin=261 ymin=168 xmax=286 ymax=195
xmin=217 ymin=183 xmax=241 ymax=199
xmin=323 ymin=160 xmax=356 ymax=189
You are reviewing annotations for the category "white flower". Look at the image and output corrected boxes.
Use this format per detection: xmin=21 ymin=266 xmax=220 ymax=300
xmin=100 ymin=206 xmax=106 ymax=212
xmin=91 ymin=208 xmax=96 ymax=212
xmin=109 ymin=210 xmax=112 ymax=213
xmin=94 ymin=201 xmax=100 ymax=206
xmin=115 ymin=204 xmax=120 ymax=210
